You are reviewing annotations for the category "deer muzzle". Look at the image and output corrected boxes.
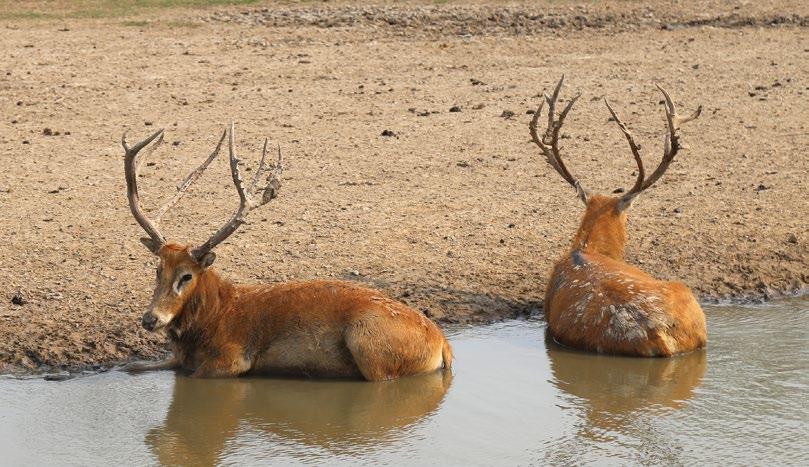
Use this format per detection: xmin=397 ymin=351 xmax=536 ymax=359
xmin=141 ymin=312 xmax=159 ymax=331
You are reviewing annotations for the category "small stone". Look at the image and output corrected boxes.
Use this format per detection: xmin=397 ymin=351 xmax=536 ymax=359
xmin=449 ymin=106 xmax=462 ymax=113
xmin=11 ymin=293 xmax=26 ymax=306
xmin=43 ymin=128 xmax=53 ymax=136
xmin=44 ymin=372 xmax=72 ymax=382
xmin=500 ymin=110 xmax=515 ymax=119
xmin=787 ymin=233 xmax=798 ymax=244
xmin=472 ymin=103 xmax=485 ymax=110
xmin=673 ymin=207 xmax=682 ymax=213
xmin=456 ymin=160 xmax=470 ymax=167
xmin=381 ymin=129 xmax=396 ymax=137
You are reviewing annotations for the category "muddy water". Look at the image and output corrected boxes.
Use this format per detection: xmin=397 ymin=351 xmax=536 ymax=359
xmin=1 ymin=299 xmax=807 ymax=466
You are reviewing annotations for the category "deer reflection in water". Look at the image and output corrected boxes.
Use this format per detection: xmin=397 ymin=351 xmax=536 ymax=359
xmin=545 ymin=331 xmax=706 ymax=435
xmin=146 ymin=370 xmax=452 ymax=465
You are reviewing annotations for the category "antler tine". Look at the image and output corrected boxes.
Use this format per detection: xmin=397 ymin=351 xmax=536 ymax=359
xmin=640 ymin=84 xmax=702 ymax=190
xmin=192 ymin=123 xmax=284 ymax=259
xmin=550 ymin=93 xmax=582 ymax=186
xmin=153 ymin=128 xmax=227 ymax=223
xmin=546 ymin=74 xmax=564 ymax=135
xmin=529 ymin=98 xmax=559 ymax=171
xmin=123 ymin=129 xmax=167 ymax=250
xmin=604 ymin=98 xmax=645 ymax=197
xmin=249 ymin=137 xmax=270 ymax=196
xmin=257 ymin=143 xmax=283 ymax=206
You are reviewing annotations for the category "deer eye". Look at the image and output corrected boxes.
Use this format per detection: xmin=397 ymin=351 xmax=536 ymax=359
xmin=174 ymin=273 xmax=193 ymax=293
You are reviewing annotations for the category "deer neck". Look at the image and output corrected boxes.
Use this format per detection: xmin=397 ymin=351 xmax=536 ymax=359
xmin=570 ymin=217 xmax=627 ymax=260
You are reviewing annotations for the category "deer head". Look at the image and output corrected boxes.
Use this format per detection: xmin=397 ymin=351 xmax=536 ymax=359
xmin=123 ymin=123 xmax=283 ymax=331
xmin=529 ymin=76 xmax=702 ymax=258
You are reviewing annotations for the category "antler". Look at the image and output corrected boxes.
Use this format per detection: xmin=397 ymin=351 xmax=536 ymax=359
xmin=191 ymin=122 xmax=283 ymax=259
xmin=605 ymin=84 xmax=702 ymax=199
xmin=529 ymin=76 xmax=587 ymax=199
xmin=123 ymin=128 xmax=226 ymax=253
xmin=123 ymin=129 xmax=168 ymax=251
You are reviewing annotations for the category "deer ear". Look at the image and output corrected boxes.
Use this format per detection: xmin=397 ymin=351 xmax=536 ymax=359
xmin=617 ymin=193 xmax=639 ymax=212
xmin=140 ymin=237 xmax=160 ymax=254
xmin=198 ymin=251 xmax=216 ymax=269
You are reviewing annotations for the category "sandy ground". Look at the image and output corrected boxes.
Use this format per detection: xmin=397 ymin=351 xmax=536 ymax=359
xmin=0 ymin=1 xmax=807 ymax=373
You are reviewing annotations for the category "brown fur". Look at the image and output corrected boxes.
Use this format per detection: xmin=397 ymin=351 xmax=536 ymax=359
xmin=544 ymin=195 xmax=707 ymax=357
xmin=140 ymin=243 xmax=452 ymax=380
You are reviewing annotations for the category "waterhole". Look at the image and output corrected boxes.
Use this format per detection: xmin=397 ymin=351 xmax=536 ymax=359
xmin=1 ymin=299 xmax=807 ymax=465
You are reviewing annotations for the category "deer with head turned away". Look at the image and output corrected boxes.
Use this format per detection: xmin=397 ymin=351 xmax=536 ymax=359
xmin=122 ymin=123 xmax=452 ymax=380
xmin=529 ymin=77 xmax=707 ymax=357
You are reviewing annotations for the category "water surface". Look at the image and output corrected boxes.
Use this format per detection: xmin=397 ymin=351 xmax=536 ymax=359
xmin=1 ymin=299 xmax=807 ymax=465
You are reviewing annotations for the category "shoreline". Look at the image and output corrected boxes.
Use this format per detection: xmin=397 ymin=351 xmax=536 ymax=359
xmin=2 ymin=290 xmax=806 ymax=378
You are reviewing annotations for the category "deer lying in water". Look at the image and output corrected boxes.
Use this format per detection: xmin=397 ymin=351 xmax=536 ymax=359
xmin=122 ymin=124 xmax=452 ymax=380
xmin=529 ymin=77 xmax=707 ymax=357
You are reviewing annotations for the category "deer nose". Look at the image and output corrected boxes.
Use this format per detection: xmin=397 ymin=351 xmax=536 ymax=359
xmin=141 ymin=313 xmax=158 ymax=331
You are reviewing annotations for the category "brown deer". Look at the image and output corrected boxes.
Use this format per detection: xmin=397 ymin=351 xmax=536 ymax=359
xmin=122 ymin=123 xmax=452 ymax=379
xmin=529 ymin=77 xmax=707 ymax=357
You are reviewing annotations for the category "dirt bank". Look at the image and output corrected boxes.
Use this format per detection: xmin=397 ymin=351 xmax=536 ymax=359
xmin=0 ymin=1 xmax=807 ymax=374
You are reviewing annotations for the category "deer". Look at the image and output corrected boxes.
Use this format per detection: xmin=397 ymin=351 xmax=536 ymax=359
xmin=121 ymin=123 xmax=452 ymax=380
xmin=529 ymin=76 xmax=707 ymax=357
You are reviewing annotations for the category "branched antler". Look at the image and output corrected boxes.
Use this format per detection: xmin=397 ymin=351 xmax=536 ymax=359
xmin=191 ymin=122 xmax=283 ymax=259
xmin=605 ymin=84 xmax=702 ymax=199
xmin=529 ymin=75 xmax=587 ymax=199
